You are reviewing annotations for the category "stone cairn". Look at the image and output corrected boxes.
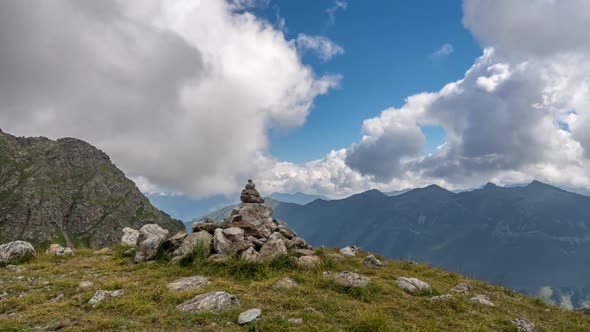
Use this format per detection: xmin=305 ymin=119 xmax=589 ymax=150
xmin=129 ymin=180 xmax=313 ymax=264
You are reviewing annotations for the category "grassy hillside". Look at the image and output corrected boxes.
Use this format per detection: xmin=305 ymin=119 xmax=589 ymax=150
xmin=1 ymin=246 xmax=588 ymax=331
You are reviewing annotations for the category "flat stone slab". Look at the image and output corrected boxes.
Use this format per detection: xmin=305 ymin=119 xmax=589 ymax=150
xmin=167 ymin=276 xmax=210 ymax=292
xmin=238 ymin=308 xmax=262 ymax=325
xmin=177 ymin=291 xmax=239 ymax=312
xmin=323 ymin=271 xmax=370 ymax=287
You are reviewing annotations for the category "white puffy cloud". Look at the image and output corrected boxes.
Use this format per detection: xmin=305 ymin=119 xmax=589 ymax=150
xmin=0 ymin=0 xmax=340 ymax=196
xmin=296 ymin=34 xmax=344 ymax=61
xmin=258 ymin=0 xmax=590 ymax=195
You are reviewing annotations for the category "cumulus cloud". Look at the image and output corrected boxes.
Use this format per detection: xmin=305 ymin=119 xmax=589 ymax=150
xmin=296 ymin=34 xmax=344 ymax=61
xmin=431 ymin=43 xmax=454 ymax=58
xmin=0 ymin=0 xmax=340 ymax=196
xmin=258 ymin=0 xmax=590 ymax=195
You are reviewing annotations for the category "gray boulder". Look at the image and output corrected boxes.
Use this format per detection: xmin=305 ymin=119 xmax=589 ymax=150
xmin=259 ymin=238 xmax=287 ymax=261
xmin=173 ymin=231 xmax=213 ymax=259
xmin=134 ymin=224 xmax=169 ymax=263
xmin=177 ymin=291 xmax=239 ymax=312
xmin=292 ymin=249 xmax=314 ymax=257
xmin=0 ymin=241 xmax=36 ymax=265
xmin=275 ymin=277 xmax=298 ymax=289
xmin=222 ymin=227 xmax=244 ymax=242
xmin=362 ymin=254 xmax=383 ymax=267
xmin=213 ymin=228 xmax=237 ymax=256
xmin=511 ymin=318 xmax=538 ymax=332
xmin=121 ymin=227 xmax=139 ymax=247
xmin=233 ymin=203 xmax=273 ymax=226
xmin=192 ymin=221 xmax=226 ymax=233
xmin=297 ymin=255 xmax=321 ymax=269
xmin=161 ymin=231 xmax=188 ymax=252
xmin=430 ymin=294 xmax=454 ymax=301
xmin=238 ymin=308 xmax=262 ymax=325
xmin=397 ymin=277 xmax=432 ymax=295
xmin=323 ymin=271 xmax=370 ymax=287
xmin=451 ymin=283 xmax=471 ymax=295
xmin=277 ymin=225 xmax=296 ymax=239
xmin=167 ymin=276 xmax=210 ymax=292
xmin=339 ymin=245 xmax=358 ymax=257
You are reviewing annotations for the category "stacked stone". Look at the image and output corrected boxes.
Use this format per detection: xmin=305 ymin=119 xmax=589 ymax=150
xmin=240 ymin=180 xmax=264 ymax=204
xmin=129 ymin=180 xmax=314 ymax=264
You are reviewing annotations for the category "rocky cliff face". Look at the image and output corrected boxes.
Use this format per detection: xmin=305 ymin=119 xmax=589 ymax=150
xmin=0 ymin=129 xmax=183 ymax=248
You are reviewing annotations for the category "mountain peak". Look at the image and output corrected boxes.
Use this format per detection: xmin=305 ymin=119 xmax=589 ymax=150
xmin=525 ymin=180 xmax=560 ymax=191
xmin=483 ymin=182 xmax=499 ymax=190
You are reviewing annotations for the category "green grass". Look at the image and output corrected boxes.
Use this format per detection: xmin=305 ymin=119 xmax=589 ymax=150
xmin=0 ymin=247 xmax=589 ymax=331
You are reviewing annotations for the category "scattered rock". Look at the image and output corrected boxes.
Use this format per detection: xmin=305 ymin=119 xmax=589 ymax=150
xmin=167 ymin=276 xmax=210 ymax=292
xmin=397 ymin=277 xmax=432 ymax=295
xmin=5 ymin=264 xmax=24 ymax=272
xmin=79 ymin=281 xmax=94 ymax=289
xmin=288 ymin=237 xmax=311 ymax=249
xmin=121 ymin=227 xmax=139 ymax=247
xmin=46 ymin=244 xmax=74 ymax=256
xmin=297 ymin=255 xmax=321 ymax=269
xmin=0 ymin=241 xmax=36 ymax=265
xmin=430 ymin=294 xmax=453 ymax=301
xmin=339 ymin=245 xmax=358 ymax=257
xmin=323 ymin=271 xmax=370 ymax=287
xmin=275 ymin=277 xmax=298 ymax=289
xmin=469 ymin=294 xmax=495 ymax=307
xmin=362 ymin=254 xmax=383 ymax=267
xmin=259 ymin=238 xmax=287 ymax=261
xmin=238 ymin=308 xmax=262 ymax=325
xmin=208 ymin=254 xmax=230 ymax=263
xmin=452 ymin=283 xmax=471 ymax=295
xmin=288 ymin=318 xmax=304 ymax=324
xmin=88 ymin=290 xmax=125 ymax=307
xmin=177 ymin=291 xmax=239 ymax=312
xmin=511 ymin=318 xmax=538 ymax=332
xmin=50 ymin=294 xmax=65 ymax=302
xmin=240 ymin=247 xmax=259 ymax=262
xmin=134 ymin=224 xmax=169 ymax=263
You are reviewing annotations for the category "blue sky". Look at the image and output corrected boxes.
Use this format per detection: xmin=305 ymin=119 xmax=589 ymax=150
xmin=256 ymin=0 xmax=482 ymax=162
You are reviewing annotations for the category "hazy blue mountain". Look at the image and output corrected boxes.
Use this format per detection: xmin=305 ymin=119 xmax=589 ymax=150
xmin=267 ymin=192 xmax=329 ymax=205
xmin=261 ymin=181 xmax=590 ymax=308
xmin=147 ymin=194 xmax=235 ymax=222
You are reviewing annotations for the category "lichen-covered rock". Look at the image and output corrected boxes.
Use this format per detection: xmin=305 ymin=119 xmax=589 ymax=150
xmin=173 ymin=231 xmax=213 ymax=258
xmin=0 ymin=241 xmax=36 ymax=265
xmin=362 ymin=254 xmax=383 ymax=268
xmin=46 ymin=244 xmax=73 ymax=256
xmin=177 ymin=291 xmax=239 ymax=312
xmin=430 ymin=294 xmax=453 ymax=301
xmin=323 ymin=271 xmax=370 ymax=287
xmin=469 ymin=294 xmax=495 ymax=307
xmin=289 ymin=237 xmax=311 ymax=249
xmin=134 ymin=224 xmax=169 ymax=263
xmin=451 ymin=283 xmax=471 ymax=295
xmin=297 ymin=255 xmax=321 ymax=269
xmin=397 ymin=277 xmax=432 ymax=295
xmin=88 ymin=290 xmax=125 ymax=307
xmin=511 ymin=318 xmax=538 ymax=332
xmin=238 ymin=308 xmax=262 ymax=325
xmin=259 ymin=238 xmax=287 ymax=261
xmin=277 ymin=225 xmax=296 ymax=239
xmin=192 ymin=221 xmax=226 ymax=233
xmin=339 ymin=245 xmax=358 ymax=257
xmin=121 ymin=227 xmax=139 ymax=247
xmin=222 ymin=227 xmax=244 ymax=242
xmin=167 ymin=276 xmax=210 ymax=292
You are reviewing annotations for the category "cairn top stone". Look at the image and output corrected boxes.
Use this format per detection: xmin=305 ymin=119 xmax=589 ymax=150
xmin=245 ymin=179 xmax=256 ymax=189
xmin=241 ymin=180 xmax=264 ymax=203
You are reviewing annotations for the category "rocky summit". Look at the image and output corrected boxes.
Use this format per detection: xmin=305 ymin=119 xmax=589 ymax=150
xmin=124 ymin=181 xmax=313 ymax=265
xmin=0 ymin=131 xmax=184 ymax=248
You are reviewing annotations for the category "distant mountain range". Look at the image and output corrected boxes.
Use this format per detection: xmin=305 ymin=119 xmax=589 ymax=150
xmin=199 ymin=181 xmax=590 ymax=308
xmin=149 ymin=191 xmax=329 ymax=223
